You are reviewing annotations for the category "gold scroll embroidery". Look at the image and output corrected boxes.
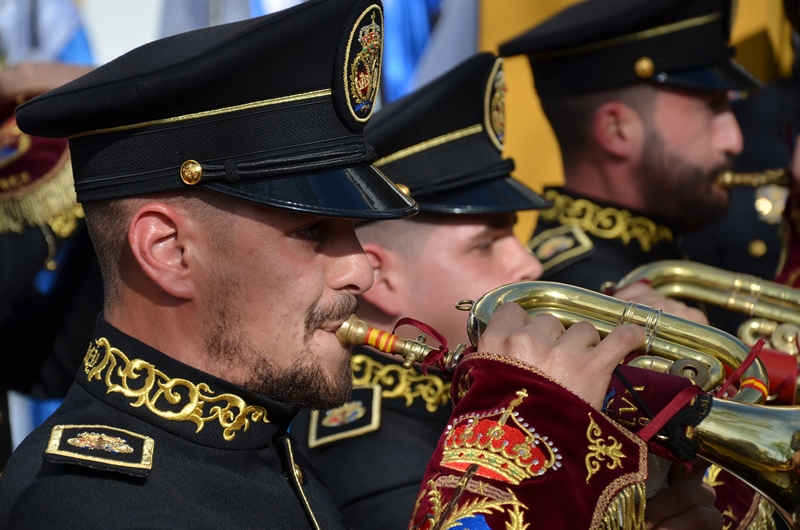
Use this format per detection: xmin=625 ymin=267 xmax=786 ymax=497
xmin=351 ymin=353 xmax=450 ymax=412
xmin=540 ymin=189 xmax=673 ymax=252
xmin=586 ymin=413 xmax=626 ymax=483
xmin=83 ymin=337 xmax=268 ymax=441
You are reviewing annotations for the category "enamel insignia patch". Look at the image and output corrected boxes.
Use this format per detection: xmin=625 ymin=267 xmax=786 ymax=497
xmin=307 ymin=385 xmax=381 ymax=448
xmin=484 ymin=58 xmax=506 ymax=151
xmin=528 ymin=224 xmax=594 ymax=275
xmin=44 ymin=424 xmax=154 ymax=477
xmin=343 ymin=4 xmax=383 ymax=123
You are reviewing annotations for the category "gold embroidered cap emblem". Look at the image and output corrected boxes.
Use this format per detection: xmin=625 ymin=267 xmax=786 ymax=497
xmin=68 ymin=431 xmax=134 ymax=454
xmin=484 ymin=58 xmax=506 ymax=151
xmin=321 ymin=400 xmax=366 ymax=427
xmin=345 ymin=5 xmax=383 ymax=122
xmin=441 ymin=389 xmax=559 ymax=485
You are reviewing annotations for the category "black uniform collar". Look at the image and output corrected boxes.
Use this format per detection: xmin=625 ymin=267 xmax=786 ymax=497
xmin=77 ymin=318 xmax=294 ymax=450
xmin=540 ymin=187 xmax=682 ymax=252
xmin=352 ymin=346 xmax=452 ymax=419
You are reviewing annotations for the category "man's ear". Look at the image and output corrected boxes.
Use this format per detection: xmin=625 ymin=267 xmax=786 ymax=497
xmin=591 ymin=101 xmax=644 ymax=160
xmin=128 ymin=202 xmax=196 ymax=300
xmin=359 ymin=242 xmax=405 ymax=317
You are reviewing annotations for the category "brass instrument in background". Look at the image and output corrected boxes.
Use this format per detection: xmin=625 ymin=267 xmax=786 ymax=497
xmin=716 ymin=168 xmax=789 ymax=189
xmin=338 ymin=282 xmax=800 ymax=528
xmin=610 ymin=260 xmax=800 ymax=355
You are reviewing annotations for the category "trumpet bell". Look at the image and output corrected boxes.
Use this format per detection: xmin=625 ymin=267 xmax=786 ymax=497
xmin=697 ymin=399 xmax=800 ymax=528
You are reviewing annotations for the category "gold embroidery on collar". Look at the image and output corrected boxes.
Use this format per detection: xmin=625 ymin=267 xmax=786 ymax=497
xmin=351 ymin=353 xmax=450 ymax=412
xmin=540 ymin=189 xmax=673 ymax=252
xmin=585 ymin=413 xmax=626 ymax=483
xmin=83 ymin=337 xmax=268 ymax=441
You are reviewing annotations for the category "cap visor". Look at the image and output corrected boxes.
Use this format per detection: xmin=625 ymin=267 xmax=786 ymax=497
xmin=204 ymin=164 xmax=418 ymax=220
xmin=660 ymin=58 xmax=762 ymax=92
xmin=417 ymin=177 xmax=552 ymax=214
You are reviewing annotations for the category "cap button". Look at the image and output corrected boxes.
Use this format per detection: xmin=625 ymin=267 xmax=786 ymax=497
xmin=180 ymin=160 xmax=203 ymax=185
xmin=634 ymin=57 xmax=655 ymax=79
xmin=395 ymin=183 xmax=411 ymax=197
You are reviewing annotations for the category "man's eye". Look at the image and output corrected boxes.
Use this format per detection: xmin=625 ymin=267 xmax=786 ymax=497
xmin=297 ymin=223 xmax=324 ymax=243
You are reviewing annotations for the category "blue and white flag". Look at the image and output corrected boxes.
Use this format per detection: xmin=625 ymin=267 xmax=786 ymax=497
xmin=0 ymin=0 xmax=93 ymax=65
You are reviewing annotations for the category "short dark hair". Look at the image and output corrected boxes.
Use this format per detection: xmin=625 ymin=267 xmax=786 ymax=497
xmin=539 ymin=84 xmax=656 ymax=170
xmin=83 ymin=189 xmax=242 ymax=313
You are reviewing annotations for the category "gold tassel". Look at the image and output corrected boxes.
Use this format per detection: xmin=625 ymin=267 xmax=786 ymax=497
xmin=744 ymin=496 xmax=776 ymax=530
xmin=599 ymin=483 xmax=647 ymax=530
xmin=0 ymin=153 xmax=82 ymax=237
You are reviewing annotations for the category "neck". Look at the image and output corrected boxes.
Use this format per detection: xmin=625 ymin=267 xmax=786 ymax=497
xmin=106 ymin=291 xmax=222 ymax=379
xmin=563 ymin=157 xmax=648 ymax=212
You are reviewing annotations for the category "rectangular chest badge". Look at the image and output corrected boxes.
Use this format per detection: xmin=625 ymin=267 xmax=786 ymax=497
xmin=45 ymin=424 xmax=154 ymax=476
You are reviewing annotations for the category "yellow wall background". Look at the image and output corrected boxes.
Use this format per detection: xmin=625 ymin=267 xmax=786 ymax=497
xmin=479 ymin=0 xmax=795 ymax=241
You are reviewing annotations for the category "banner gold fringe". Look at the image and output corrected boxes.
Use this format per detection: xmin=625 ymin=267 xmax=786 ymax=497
xmin=0 ymin=154 xmax=82 ymax=236
xmin=600 ymin=483 xmax=646 ymax=530
xmin=746 ymin=496 xmax=776 ymax=530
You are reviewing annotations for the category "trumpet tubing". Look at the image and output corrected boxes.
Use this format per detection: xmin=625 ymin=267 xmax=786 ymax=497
xmin=613 ymin=260 xmax=800 ymax=328
xmin=335 ymin=281 xmax=800 ymax=526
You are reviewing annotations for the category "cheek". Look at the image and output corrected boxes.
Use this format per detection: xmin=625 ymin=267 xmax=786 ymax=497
xmin=240 ymin=247 xmax=326 ymax=359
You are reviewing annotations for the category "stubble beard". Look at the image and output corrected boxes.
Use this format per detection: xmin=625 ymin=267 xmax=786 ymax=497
xmin=203 ymin=278 xmax=358 ymax=411
xmin=639 ymin=128 xmax=732 ymax=229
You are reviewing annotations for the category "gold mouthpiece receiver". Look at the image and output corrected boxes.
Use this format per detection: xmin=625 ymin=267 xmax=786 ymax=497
xmin=716 ymin=169 xmax=788 ymax=189
xmin=336 ymin=314 xmax=437 ymax=369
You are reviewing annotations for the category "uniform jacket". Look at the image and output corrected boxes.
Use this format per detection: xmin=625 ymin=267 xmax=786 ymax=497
xmin=0 ymin=318 xmax=346 ymax=530
xmin=294 ymin=348 xmax=452 ymax=530
xmin=530 ymin=187 xmax=685 ymax=293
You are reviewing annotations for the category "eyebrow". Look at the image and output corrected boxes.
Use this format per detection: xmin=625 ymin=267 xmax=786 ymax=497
xmin=468 ymin=214 xmax=518 ymax=242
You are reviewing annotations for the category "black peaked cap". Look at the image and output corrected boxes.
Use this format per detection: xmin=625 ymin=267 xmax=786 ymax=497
xmin=15 ymin=0 xmax=417 ymax=220
xmin=365 ymin=52 xmax=549 ymax=214
xmin=499 ymin=0 xmax=760 ymax=97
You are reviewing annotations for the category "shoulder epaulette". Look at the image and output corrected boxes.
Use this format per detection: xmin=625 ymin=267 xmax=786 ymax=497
xmin=43 ymin=424 xmax=154 ymax=478
xmin=528 ymin=224 xmax=594 ymax=276
xmin=307 ymin=385 xmax=381 ymax=448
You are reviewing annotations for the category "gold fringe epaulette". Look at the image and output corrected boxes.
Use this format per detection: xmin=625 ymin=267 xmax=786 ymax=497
xmin=744 ymin=496 xmax=776 ymax=530
xmin=597 ymin=483 xmax=646 ymax=530
xmin=0 ymin=152 xmax=82 ymax=237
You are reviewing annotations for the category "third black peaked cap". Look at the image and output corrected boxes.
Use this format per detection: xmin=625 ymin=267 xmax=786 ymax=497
xmin=15 ymin=0 xmax=417 ymax=220
xmin=499 ymin=0 xmax=760 ymax=97
xmin=365 ymin=52 xmax=549 ymax=214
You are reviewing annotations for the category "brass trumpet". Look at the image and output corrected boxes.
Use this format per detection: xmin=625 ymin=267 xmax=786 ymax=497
xmin=716 ymin=169 xmax=789 ymax=189
xmin=336 ymin=281 xmax=800 ymax=527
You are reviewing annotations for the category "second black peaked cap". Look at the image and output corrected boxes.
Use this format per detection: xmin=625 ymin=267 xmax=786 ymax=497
xmin=15 ymin=0 xmax=417 ymax=220
xmin=499 ymin=0 xmax=760 ymax=97
xmin=365 ymin=52 xmax=549 ymax=214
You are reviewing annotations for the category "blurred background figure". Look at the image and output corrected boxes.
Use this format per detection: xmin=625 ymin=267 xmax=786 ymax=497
xmin=0 ymin=0 xmax=95 ymax=471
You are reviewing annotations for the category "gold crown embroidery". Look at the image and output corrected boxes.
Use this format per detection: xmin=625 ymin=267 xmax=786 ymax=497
xmin=351 ymin=353 xmax=450 ymax=412
xmin=440 ymin=389 xmax=559 ymax=485
xmin=540 ymin=189 xmax=673 ymax=252
xmin=83 ymin=337 xmax=269 ymax=441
